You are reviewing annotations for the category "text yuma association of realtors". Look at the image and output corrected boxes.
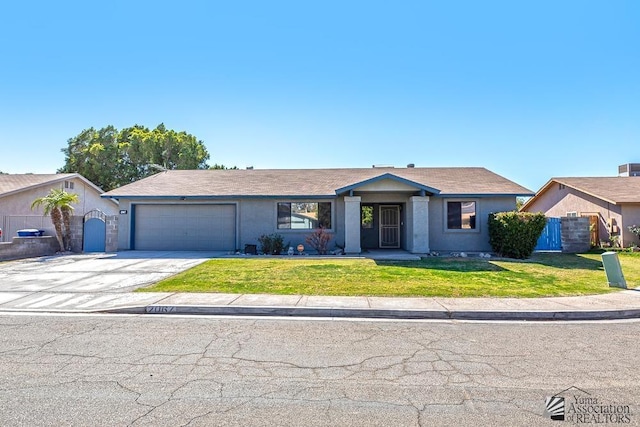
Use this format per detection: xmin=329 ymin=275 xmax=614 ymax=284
xmin=567 ymin=395 xmax=632 ymax=424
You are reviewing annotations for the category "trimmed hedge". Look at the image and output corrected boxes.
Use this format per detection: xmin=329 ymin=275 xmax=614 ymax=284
xmin=488 ymin=212 xmax=547 ymax=259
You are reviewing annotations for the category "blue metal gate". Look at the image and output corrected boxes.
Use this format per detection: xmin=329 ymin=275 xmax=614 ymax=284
xmin=83 ymin=210 xmax=106 ymax=252
xmin=535 ymin=217 xmax=561 ymax=251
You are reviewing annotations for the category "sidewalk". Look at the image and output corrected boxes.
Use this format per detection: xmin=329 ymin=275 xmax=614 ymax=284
xmin=0 ymin=251 xmax=638 ymax=321
xmin=104 ymin=289 xmax=640 ymax=321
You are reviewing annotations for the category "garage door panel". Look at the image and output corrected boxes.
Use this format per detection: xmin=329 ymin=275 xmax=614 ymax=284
xmin=134 ymin=205 xmax=236 ymax=251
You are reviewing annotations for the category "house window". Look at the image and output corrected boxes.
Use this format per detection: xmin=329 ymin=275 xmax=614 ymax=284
xmin=64 ymin=180 xmax=74 ymax=190
xmin=277 ymin=202 xmax=332 ymax=229
xmin=566 ymin=211 xmax=578 ymax=217
xmin=559 ymin=184 xmax=565 ymax=190
xmin=361 ymin=205 xmax=374 ymax=229
xmin=447 ymin=201 xmax=476 ymax=230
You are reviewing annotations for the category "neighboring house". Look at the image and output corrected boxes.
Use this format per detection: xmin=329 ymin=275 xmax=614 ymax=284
xmin=0 ymin=173 xmax=118 ymax=242
xmin=521 ymin=164 xmax=640 ymax=248
xmin=102 ymin=166 xmax=532 ymax=254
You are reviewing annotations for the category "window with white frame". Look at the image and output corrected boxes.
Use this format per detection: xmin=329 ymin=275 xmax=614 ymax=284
xmin=277 ymin=202 xmax=332 ymax=229
xmin=447 ymin=201 xmax=477 ymax=230
xmin=566 ymin=211 xmax=578 ymax=217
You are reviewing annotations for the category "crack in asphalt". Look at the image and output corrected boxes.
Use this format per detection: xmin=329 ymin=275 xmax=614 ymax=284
xmin=0 ymin=317 xmax=639 ymax=426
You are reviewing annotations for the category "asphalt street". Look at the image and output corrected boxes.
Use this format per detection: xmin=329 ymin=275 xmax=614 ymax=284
xmin=0 ymin=314 xmax=638 ymax=426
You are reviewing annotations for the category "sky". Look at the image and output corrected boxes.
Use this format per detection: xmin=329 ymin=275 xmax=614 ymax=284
xmin=0 ymin=1 xmax=638 ymax=192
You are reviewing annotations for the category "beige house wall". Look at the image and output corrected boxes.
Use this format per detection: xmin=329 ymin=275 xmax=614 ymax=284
xmin=523 ymin=184 xmax=624 ymax=246
xmin=0 ymin=177 xmax=117 ymax=216
xmin=0 ymin=177 xmax=117 ymax=243
xmin=621 ymin=204 xmax=640 ymax=247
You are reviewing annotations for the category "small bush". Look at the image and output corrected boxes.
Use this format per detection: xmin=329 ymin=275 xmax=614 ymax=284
xmin=258 ymin=233 xmax=285 ymax=255
xmin=488 ymin=211 xmax=547 ymax=259
xmin=305 ymin=227 xmax=332 ymax=255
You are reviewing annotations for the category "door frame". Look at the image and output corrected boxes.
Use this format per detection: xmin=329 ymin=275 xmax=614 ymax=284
xmin=379 ymin=205 xmax=401 ymax=248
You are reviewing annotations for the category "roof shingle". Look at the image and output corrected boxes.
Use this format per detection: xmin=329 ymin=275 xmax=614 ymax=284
xmin=0 ymin=174 xmax=77 ymax=197
xmin=102 ymin=167 xmax=533 ymax=198
xmin=552 ymin=177 xmax=640 ymax=204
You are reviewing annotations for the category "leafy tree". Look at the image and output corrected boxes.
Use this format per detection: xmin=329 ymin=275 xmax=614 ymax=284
xmin=58 ymin=124 xmax=211 ymax=191
xmin=210 ymin=163 xmax=238 ymax=170
xmin=31 ymin=189 xmax=79 ymax=252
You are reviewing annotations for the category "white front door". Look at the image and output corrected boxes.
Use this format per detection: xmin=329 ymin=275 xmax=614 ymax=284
xmin=379 ymin=205 xmax=400 ymax=248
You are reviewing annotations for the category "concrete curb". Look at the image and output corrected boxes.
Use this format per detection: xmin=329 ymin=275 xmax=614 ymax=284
xmin=102 ymin=304 xmax=640 ymax=321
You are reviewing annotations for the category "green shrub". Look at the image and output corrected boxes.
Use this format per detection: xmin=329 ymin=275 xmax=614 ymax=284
xmin=488 ymin=211 xmax=547 ymax=259
xmin=258 ymin=233 xmax=285 ymax=255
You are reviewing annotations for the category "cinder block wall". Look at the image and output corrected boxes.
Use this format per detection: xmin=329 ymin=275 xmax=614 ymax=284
xmin=105 ymin=215 xmax=118 ymax=252
xmin=0 ymin=236 xmax=59 ymax=261
xmin=561 ymin=217 xmax=591 ymax=253
xmin=70 ymin=216 xmax=83 ymax=252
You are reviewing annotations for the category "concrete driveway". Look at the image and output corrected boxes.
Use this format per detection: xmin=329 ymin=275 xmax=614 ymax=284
xmin=0 ymin=251 xmax=222 ymax=312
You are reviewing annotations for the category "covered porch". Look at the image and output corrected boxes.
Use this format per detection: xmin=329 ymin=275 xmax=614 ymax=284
xmin=337 ymin=172 xmax=440 ymax=255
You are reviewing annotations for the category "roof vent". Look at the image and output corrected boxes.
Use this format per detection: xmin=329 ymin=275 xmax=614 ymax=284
xmin=407 ymin=163 xmax=415 ymax=168
xmin=372 ymin=164 xmax=394 ymax=168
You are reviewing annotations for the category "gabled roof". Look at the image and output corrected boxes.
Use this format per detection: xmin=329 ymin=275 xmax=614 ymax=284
xmin=335 ymin=173 xmax=441 ymax=195
xmin=102 ymin=167 xmax=533 ymax=199
xmin=522 ymin=176 xmax=640 ymax=210
xmin=0 ymin=173 xmax=109 ymax=199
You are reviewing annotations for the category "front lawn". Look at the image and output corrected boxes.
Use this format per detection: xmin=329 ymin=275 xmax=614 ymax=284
xmin=139 ymin=252 xmax=640 ymax=298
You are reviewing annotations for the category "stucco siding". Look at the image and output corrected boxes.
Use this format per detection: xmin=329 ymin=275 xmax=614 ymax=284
xmin=116 ymin=195 xmax=519 ymax=253
xmin=621 ymin=204 xmax=640 ymax=247
xmin=523 ymin=185 xmax=623 ymax=246
xmin=117 ymin=198 xmax=343 ymax=252
xmin=1 ymin=178 xmax=117 ymax=216
xmin=117 ymin=200 xmax=132 ymax=250
xmin=239 ymin=198 xmax=341 ymax=253
xmin=429 ymin=196 xmax=516 ymax=252
xmin=1 ymin=178 xmax=117 ymax=242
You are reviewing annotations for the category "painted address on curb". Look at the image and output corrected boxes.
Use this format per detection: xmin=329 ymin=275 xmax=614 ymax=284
xmin=146 ymin=306 xmax=176 ymax=314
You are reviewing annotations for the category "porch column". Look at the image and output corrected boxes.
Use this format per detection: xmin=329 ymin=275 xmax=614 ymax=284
xmin=408 ymin=196 xmax=430 ymax=253
xmin=344 ymin=196 xmax=361 ymax=254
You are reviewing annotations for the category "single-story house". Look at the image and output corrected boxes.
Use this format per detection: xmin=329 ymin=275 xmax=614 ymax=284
xmin=521 ymin=164 xmax=640 ymax=248
xmin=102 ymin=166 xmax=532 ymax=254
xmin=0 ymin=173 xmax=118 ymax=242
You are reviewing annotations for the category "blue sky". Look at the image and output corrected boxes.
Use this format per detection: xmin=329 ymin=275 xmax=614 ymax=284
xmin=1 ymin=1 xmax=638 ymax=191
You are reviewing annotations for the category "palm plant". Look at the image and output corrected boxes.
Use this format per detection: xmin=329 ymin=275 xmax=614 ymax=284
xmin=58 ymin=191 xmax=79 ymax=250
xmin=31 ymin=189 xmax=79 ymax=252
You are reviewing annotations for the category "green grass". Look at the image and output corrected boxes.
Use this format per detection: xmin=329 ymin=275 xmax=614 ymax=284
xmin=139 ymin=252 xmax=640 ymax=298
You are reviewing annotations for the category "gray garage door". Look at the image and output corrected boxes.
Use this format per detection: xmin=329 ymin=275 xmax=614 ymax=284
xmin=134 ymin=204 xmax=236 ymax=251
